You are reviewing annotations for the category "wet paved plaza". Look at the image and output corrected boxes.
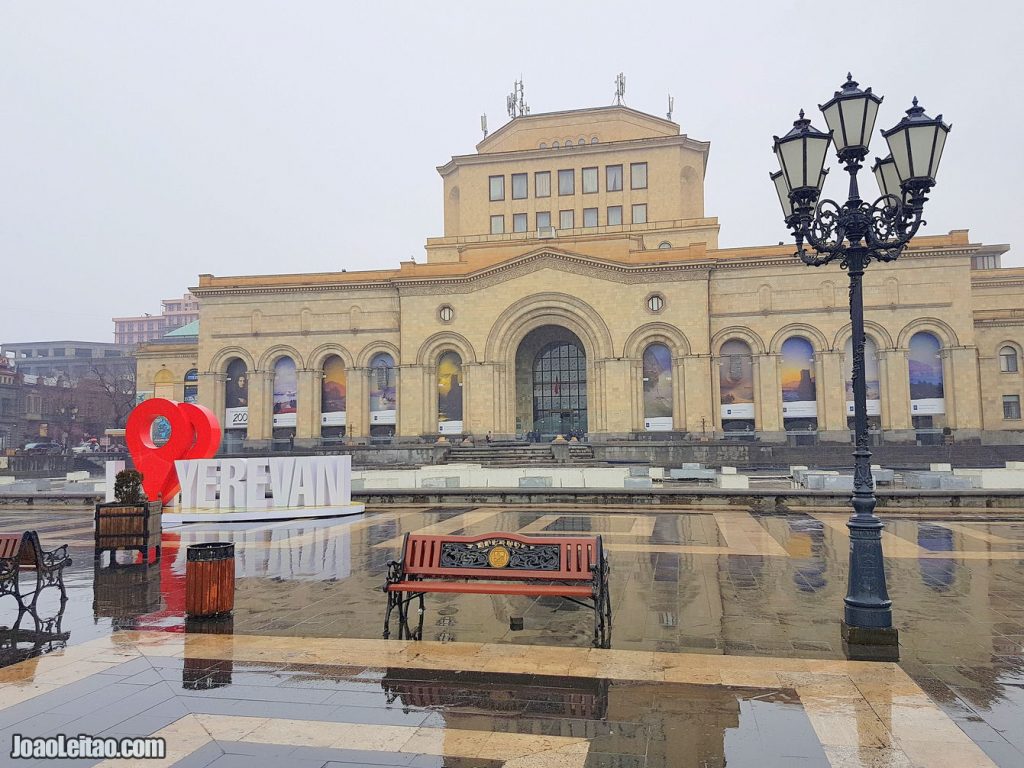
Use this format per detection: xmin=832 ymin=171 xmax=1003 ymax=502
xmin=1 ymin=504 xmax=1023 ymax=767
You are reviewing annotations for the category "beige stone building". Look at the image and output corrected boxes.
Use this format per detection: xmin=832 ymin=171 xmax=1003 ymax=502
xmin=135 ymin=104 xmax=1024 ymax=450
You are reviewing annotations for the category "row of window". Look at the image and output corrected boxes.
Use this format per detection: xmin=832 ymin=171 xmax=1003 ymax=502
xmin=489 ymin=164 xmax=647 ymax=202
xmin=538 ymin=137 xmax=599 ymax=149
xmin=490 ymin=204 xmax=647 ymax=234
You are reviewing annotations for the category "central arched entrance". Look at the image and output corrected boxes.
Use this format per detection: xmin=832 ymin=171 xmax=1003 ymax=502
xmin=515 ymin=325 xmax=588 ymax=438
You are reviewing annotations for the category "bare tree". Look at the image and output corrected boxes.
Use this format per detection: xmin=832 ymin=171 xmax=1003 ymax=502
xmin=86 ymin=362 xmax=137 ymax=429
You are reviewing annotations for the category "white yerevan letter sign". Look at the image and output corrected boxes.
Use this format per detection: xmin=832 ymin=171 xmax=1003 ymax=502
xmin=174 ymin=456 xmax=352 ymax=510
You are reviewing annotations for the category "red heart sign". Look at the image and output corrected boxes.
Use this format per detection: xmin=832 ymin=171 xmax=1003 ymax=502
xmin=125 ymin=398 xmax=222 ymax=502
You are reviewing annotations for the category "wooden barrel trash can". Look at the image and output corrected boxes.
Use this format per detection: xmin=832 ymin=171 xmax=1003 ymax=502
xmin=185 ymin=542 xmax=235 ymax=619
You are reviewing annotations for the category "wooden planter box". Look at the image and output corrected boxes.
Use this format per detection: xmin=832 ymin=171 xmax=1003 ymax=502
xmin=94 ymin=501 xmax=162 ymax=561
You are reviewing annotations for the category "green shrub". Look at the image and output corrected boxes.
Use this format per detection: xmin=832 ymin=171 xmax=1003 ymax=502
xmin=113 ymin=469 xmax=147 ymax=504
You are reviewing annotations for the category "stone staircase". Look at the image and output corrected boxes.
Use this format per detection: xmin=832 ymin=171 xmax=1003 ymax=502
xmin=445 ymin=441 xmax=597 ymax=467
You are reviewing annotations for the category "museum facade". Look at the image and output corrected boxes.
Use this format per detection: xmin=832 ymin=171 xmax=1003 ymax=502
xmin=135 ymin=105 xmax=1024 ymax=448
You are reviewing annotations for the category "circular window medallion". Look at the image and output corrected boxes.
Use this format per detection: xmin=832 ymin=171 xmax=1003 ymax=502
xmin=438 ymin=305 xmax=455 ymax=323
xmin=646 ymin=293 xmax=665 ymax=313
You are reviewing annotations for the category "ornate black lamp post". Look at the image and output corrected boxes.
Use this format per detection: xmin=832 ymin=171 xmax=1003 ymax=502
xmin=771 ymin=75 xmax=951 ymax=659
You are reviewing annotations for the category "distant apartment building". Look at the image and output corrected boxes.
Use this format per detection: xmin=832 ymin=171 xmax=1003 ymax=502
xmin=113 ymin=293 xmax=199 ymax=345
xmin=0 ymin=341 xmax=134 ymax=381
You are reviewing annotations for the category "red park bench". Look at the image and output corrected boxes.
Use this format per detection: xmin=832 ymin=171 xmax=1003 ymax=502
xmin=383 ymin=531 xmax=611 ymax=648
xmin=0 ymin=531 xmax=72 ymax=609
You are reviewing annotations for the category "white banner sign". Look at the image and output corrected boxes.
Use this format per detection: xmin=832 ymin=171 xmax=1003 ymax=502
xmin=782 ymin=401 xmax=817 ymax=418
xmin=321 ymin=412 xmax=347 ymax=426
xmin=370 ymin=410 xmax=396 ymax=425
xmin=846 ymin=400 xmax=881 ymax=416
xmin=644 ymin=417 xmax=673 ymax=432
xmin=721 ymin=403 xmax=755 ymax=419
xmin=438 ymin=420 xmax=463 ymax=435
xmin=911 ymin=398 xmax=946 ymax=415
xmin=224 ymin=407 xmax=248 ymax=430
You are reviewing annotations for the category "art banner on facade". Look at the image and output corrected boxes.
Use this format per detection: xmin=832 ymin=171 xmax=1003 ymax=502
xmin=719 ymin=339 xmax=755 ymax=420
xmin=321 ymin=355 xmax=347 ymax=426
xmin=437 ymin=351 xmax=463 ymax=434
xmin=272 ymin=357 xmax=297 ymax=428
xmin=224 ymin=358 xmax=249 ymax=430
xmin=184 ymin=368 xmax=199 ymax=404
xmin=843 ymin=337 xmax=881 ymax=416
xmin=780 ymin=337 xmax=817 ymax=418
xmin=909 ymin=332 xmax=945 ymax=415
xmin=369 ymin=353 xmax=397 ymax=425
xmin=643 ymin=343 xmax=673 ymax=431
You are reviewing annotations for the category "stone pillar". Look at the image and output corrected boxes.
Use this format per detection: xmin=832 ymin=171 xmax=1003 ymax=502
xmin=398 ymin=364 xmax=422 ymax=440
xmin=243 ymin=370 xmax=272 ymax=450
xmin=756 ymin=353 xmax=784 ymax=440
xmin=710 ymin=355 xmax=723 ymax=432
xmin=879 ymin=348 xmax=913 ymax=440
xmin=946 ymin=346 xmax=981 ymax=437
xmin=198 ymin=371 xmax=222 ymax=418
xmin=347 ymin=367 xmax=367 ymax=441
xmin=467 ymin=362 xmax=495 ymax=437
xmin=293 ymin=368 xmax=319 ymax=448
xmin=819 ymin=350 xmax=847 ymax=441
xmin=682 ymin=355 xmax=711 ymax=435
xmin=599 ymin=358 xmax=633 ymax=437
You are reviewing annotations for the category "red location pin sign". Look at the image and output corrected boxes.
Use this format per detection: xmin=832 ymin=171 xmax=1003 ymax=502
xmin=125 ymin=399 xmax=222 ymax=502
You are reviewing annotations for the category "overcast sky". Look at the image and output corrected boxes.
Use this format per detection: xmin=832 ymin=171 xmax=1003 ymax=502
xmin=1 ymin=1 xmax=1020 ymax=343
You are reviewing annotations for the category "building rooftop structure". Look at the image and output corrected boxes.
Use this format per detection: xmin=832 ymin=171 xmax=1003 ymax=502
xmin=0 ymin=340 xmax=134 ymax=381
xmin=113 ymin=293 xmax=199 ymax=345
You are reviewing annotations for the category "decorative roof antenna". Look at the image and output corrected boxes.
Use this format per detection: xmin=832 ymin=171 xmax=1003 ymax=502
xmin=613 ymin=72 xmax=626 ymax=105
xmin=480 ymin=113 xmax=488 ymax=138
xmin=667 ymin=93 xmax=674 ymax=121
xmin=506 ymin=79 xmax=530 ymax=119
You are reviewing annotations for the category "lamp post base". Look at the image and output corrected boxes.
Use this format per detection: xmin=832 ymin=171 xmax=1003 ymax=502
xmin=841 ymin=620 xmax=899 ymax=662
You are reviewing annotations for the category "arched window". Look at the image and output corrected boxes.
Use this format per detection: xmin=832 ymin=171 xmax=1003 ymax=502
xmin=1000 ymin=346 xmax=1019 ymax=373
xmin=719 ymin=339 xmax=754 ymax=430
xmin=369 ymin=353 xmax=397 ymax=435
xmin=539 ymin=142 xmax=547 ymax=149
xmin=153 ymin=368 xmax=174 ymax=400
xmin=183 ymin=368 xmax=199 ymax=403
xmin=437 ymin=351 xmax=463 ymax=435
xmin=780 ymin=337 xmax=817 ymax=430
xmin=552 ymin=140 xmax=559 ymax=148
xmin=272 ymin=357 xmax=297 ymax=440
xmin=577 ymin=138 xmax=585 ymax=146
xmin=591 ymin=136 xmax=599 ymax=144
xmin=843 ymin=337 xmax=881 ymax=429
xmin=908 ymin=332 xmax=945 ymax=424
xmin=224 ymin=358 xmax=249 ymax=436
xmin=642 ymin=343 xmax=673 ymax=431
xmin=321 ymin=355 xmax=347 ymax=439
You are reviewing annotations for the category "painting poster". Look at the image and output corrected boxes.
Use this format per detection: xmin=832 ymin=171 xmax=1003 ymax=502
xmin=224 ymin=358 xmax=248 ymax=430
xmin=437 ymin=352 xmax=463 ymax=434
xmin=780 ymin=337 xmax=817 ymax=418
xmin=909 ymin=333 xmax=945 ymax=415
xmin=369 ymin=354 xmax=397 ymax=425
xmin=843 ymin=337 xmax=881 ymax=416
xmin=320 ymin=355 xmax=347 ymax=426
xmin=642 ymin=344 xmax=672 ymax=430
xmin=719 ymin=339 xmax=755 ymax=419
xmin=272 ymin=357 xmax=297 ymax=428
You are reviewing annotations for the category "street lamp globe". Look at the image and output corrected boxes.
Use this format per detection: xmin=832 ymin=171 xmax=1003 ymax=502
xmin=882 ymin=98 xmax=952 ymax=194
xmin=819 ymin=74 xmax=883 ymax=161
xmin=871 ymin=155 xmax=902 ymax=202
xmin=772 ymin=110 xmax=832 ymax=209
xmin=769 ymin=170 xmax=794 ymax=220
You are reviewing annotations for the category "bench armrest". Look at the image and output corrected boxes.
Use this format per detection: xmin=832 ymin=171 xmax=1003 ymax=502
xmin=384 ymin=559 xmax=403 ymax=587
xmin=41 ymin=545 xmax=71 ymax=569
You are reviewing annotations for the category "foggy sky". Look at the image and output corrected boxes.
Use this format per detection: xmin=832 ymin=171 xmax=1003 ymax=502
xmin=1 ymin=1 xmax=1020 ymax=342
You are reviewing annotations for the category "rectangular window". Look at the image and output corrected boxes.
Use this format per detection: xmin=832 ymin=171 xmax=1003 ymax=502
xmin=583 ymin=207 xmax=598 ymax=227
xmin=513 ymin=213 xmax=528 ymax=233
xmin=630 ymin=162 xmax=648 ymax=189
xmin=972 ymin=254 xmax=998 ymax=269
xmin=606 ymin=165 xmax=623 ymax=192
xmin=512 ymin=173 xmax=528 ymax=200
xmin=632 ymin=203 xmax=647 ymax=224
xmin=490 ymin=215 xmax=504 ymax=234
xmin=489 ymin=175 xmax=504 ymax=202
xmin=1004 ymin=395 xmax=1021 ymax=420
xmin=536 ymin=211 xmax=551 ymax=230
xmin=558 ymin=169 xmax=574 ymax=195
xmin=582 ymin=167 xmax=598 ymax=194
xmin=535 ymin=171 xmax=551 ymax=198
xmin=559 ymin=210 xmax=574 ymax=230
xmin=607 ymin=205 xmax=623 ymax=226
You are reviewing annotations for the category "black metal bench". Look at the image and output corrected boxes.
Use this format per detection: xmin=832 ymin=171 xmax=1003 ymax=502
xmin=0 ymin=531 xmax=72 ymax=608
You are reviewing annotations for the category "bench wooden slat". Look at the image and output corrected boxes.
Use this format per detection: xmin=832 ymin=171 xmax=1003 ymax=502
xmin=387 ymin=582 xmax=594 ymax=597
xmin=0 ymin=534 xmax=20 ymax=559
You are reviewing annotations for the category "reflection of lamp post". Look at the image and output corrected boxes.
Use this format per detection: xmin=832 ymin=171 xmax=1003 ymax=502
xmin=771 ymin=74 xmax=950 ymax=660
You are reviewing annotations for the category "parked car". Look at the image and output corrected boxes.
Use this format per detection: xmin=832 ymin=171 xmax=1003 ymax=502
xmin=71 ymin=442 xmax=100 ymax=454
xmin=23 ymin=442 xmax=64 ymax=455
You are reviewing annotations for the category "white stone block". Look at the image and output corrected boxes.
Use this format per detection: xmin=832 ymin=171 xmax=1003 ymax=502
xmin=0 ymin=476 xmax=14 ymax=486
xmin=930 ymin=463 xmax=952 ymax=473
xmin=1005 ymin=461 xmax=1024 ymax=470
xmin=716 ymin=474 xmax=749 ymax=489
xmin=66 ymin=470 xmax=90 ymax=482
xmin=720 ymin=466 xmax=737 ymax=474
xmin=789 ymin=465 xmax=808 ymax=475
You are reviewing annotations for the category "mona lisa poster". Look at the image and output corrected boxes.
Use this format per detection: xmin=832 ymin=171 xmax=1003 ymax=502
xmin=224 ymin=358 xmax=249 ymax=430
xmin=436 ymin=351 xmax=463 ymax=434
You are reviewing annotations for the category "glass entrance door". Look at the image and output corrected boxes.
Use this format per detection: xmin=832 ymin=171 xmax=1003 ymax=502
xmin=532 ymin=341 xmax=587 ymax=437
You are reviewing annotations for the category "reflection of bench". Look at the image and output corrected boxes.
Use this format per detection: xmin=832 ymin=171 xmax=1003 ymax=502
xmin=0 ymin=601 xmax=70 ymax=668
xmin=0 ymin=531 xmax=72 ymax=608
xmin=383 ymin=532 xmax=610 ymax=648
